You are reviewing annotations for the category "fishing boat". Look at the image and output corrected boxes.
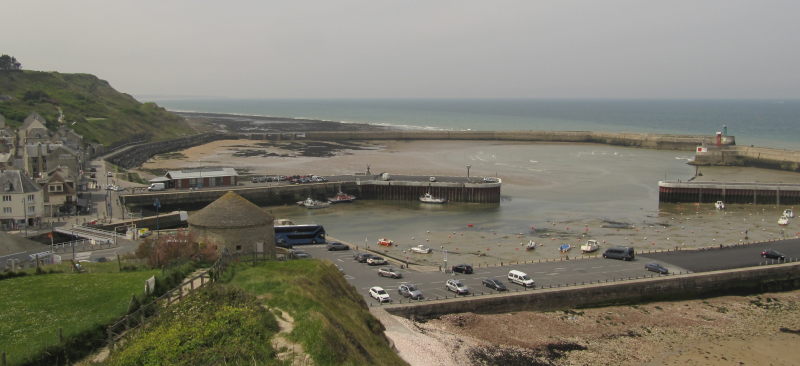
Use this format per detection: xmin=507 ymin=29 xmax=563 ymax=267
xmin=783 ymin=209 xmax=795 ymax=218
xmin=419 ymin=192 xmax=447 ymax=204
xmin=297 ymin=197 xmax=330 ymax=209
xmin=559 ymin=243 xmax=572 ymax=253
xmin=525 ymin=240 xmax=537 ymax=251
xmin=580 ymin=240 xmax=600 ymax=253
xmin=778 ymin=215 xmax=790 ymax=226
xmin=411 ymin=245 xmax=432 ymax=254
xmin=377 ymin=238 xmax=394 ymax=247
xmin=715 ymin=201 xmax=725 ymax=210
xmin=328 ymin=191 xmax=356 ymax=203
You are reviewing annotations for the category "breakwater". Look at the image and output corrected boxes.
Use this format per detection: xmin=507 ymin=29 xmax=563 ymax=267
xmin=693 ymin=145 xmax=800 ymax=172
xmin=659 ymin=181 xmax=800 ymax=204
xmin=383 ymin=262 xmax=800 ymax=319
xmin=120 ymin=177 xmax=502 ymax=210
xmin=106 ymin=133 xmax=236 ymax=169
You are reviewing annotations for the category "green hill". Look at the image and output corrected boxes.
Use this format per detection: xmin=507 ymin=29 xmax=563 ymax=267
xmin=0 ymin=70 xmax=193 ymax=146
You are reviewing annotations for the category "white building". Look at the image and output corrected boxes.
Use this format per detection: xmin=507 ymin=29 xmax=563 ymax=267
xmin=0 ymin=170 xmax=45 ymax=230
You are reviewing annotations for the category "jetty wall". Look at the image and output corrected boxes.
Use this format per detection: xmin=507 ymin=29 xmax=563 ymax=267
xmin=693 ymin=146 xmax=800 ymax=172
xmin=658 ymin=181 xmax=800 ymax=204
xmin=384 ymin=263 xmax=800 ymax=319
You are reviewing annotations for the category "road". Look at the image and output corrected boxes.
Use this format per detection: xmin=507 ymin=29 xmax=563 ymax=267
xmin=299 ymin=238 xmax=800 ymax=305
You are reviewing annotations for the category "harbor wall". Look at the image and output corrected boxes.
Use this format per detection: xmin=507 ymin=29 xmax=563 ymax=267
xmin=384 ymin=262 xmax=800 ymax=320
xmin=693 ymin=146 xmax=800 ymax=172
xmin=658 ymin=181 xmax=800 ymax=204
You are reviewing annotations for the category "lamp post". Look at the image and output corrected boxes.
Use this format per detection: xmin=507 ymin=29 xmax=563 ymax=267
xmin=153 ymin=198 xmax=161 ymax=240
xmin=466 ymin=164 xmax=471 ymax=181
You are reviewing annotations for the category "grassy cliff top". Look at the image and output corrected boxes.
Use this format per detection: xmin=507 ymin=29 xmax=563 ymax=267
xmin=0 ymin=70 xmax=194 ymax=146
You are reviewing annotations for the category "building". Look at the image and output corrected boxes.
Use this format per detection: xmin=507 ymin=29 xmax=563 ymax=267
xmin=39 ymin=167 xmax=78 ymax=216
xmin=17 ymin=112 xmax=49 ymax=145
xmin=22 ymin=143 xmax=81 ymax=178
xmin=187 ymin=191 xmax=275 ymax=256
xmin=152 ymin=167 xmax=238 ymax=189
xmin=0 ymin=170 xmax=45 ymax=230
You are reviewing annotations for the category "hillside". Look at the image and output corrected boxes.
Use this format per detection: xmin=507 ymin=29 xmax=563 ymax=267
xmin=0 ymin=70 xmax=193 ymax=146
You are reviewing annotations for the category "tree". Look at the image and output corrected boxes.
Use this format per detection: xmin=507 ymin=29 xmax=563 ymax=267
xmin=135 ymin=229 xmax=218 ymax=267
xmin=0 ymin=54 xmax=22 ymax=71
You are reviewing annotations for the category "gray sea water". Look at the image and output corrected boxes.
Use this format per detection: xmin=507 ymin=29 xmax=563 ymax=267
xmin=148 ymin=98 xmax=800 ymax=149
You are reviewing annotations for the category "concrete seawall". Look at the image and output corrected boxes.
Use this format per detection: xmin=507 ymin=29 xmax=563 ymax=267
xmin=693 ymin=145 xmax=800 ymax=172
xmin=383 ymin=262 xmax=800 ymax=319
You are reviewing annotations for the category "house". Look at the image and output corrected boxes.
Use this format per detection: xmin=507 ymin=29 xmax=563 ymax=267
xmin=22 ymin=143 xmax=81 ymax=178
xmin=18 ymin=112 xmax=49 ymax=144
xmin=152 ymin=167 xmax=239 ymax=189
xmin=38 ymin=167 xmax=78 ymax=216
xmin=0 ymin=170 xmax=45 ymax=230
xmin=54 ymin=126 xmax=84 ymax=151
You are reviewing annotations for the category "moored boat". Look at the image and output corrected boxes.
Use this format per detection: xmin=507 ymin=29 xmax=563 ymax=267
xmin=526 ymin=240 xmax=537 ymax=251
xmin=778 ymin=215 xmax=790 ymax=226
xmin=298 ymin=197 xmax=330 ymax=209
xmin=411 ymin=244 xmax=431 ymax=254
xmin=715 ymin=201 xmax=725 ymax=210
xmin=419 ymin=192 xmax=447 ymax=204
xmin=378 ymin=238 xmax=394 ymax=247
xmin=580 ymin=239 xmax=600 ymax=253
xmin=328 ymin=191 xmax=356 ymax=203
xmin=559 ymin=243 xmax=572 ymax=253
xmin=783 ymin=208 xmax=794 ymax=218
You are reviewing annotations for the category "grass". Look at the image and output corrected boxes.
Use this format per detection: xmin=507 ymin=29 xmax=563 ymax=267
xmin=0 ymin=268 xmax=158 ymax=365
xmin=105 ymin=285 xmax=280 ymax=366
xmin=228 ymin=260 xmax=406 ymax=366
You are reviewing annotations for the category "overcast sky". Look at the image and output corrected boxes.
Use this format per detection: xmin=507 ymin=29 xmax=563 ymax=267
xmin=3 ymin=1 xmax=799 ymax=99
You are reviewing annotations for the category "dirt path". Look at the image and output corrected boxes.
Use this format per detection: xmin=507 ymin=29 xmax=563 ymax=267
xmin=268 ymin=307 xmax=313 ymax=366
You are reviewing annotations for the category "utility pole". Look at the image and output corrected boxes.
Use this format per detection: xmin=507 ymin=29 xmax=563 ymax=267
xmin=154 ymin=198 xmax=161 ymax=240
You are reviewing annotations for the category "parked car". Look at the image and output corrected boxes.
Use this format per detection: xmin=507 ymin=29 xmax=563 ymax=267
xmin=452 ymin=264 xmax=474 ymax=274
xmin=378 ymin=267 xmax=403 ymax=279
xmin=644 ymin=262 xmax=669 ymax=274
xmin=507 ymin=270 xmax=535 ymax=287
xmin=289 ymin=249 xmax=311 ymax=259
xmin=327 ymin=242 xmax=349 ymax=251
xmin=482 ymin=278 xmax=508 ymax=291
xmin=761 ymin=249 xmax=786 ymax=260
xmin=369 ymin=286 xmax=391 ymax=303
xmin=354 ymin=252 xmax=374 ymax=263
xmin=398 ymin=283 xmax=424 ymax=300
xmin=367 ymin=256 xmax=387 ymax=266
xmin=446 ymin=279 xmax=470 ymax=295
xmin=602 ymin=247 xmax=635 ymax=261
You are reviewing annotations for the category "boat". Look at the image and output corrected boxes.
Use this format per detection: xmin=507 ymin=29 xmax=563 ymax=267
xmin=297 ymin=197 xmax=330 ymax=209
xmin=525 ymin=240 xmax=537 ymax=251
xmin=715 ymin=201 xmax=725 ymax=210
xmin=419 ymin=192 xmax=447 ymax=204
xmin=559 ymin=243 xmax=572 ymax=253
xmin=328 ymin=191 xmax=356 ymax=203
xmin=580 ymin=240 xmax=600 ymax=253
xmin=783 ymin=209 xmax=795 ymax=218
xmin=411 ymin=245 xmax=431 ymax=254
xmin=778 ymin=216 xmax=790 ymax=226
xmin=377 ymin=238 xmax=394 ymax=247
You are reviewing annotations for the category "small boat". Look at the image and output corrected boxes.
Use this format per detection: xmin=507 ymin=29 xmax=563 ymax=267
xmin=559 ymin=243 xmax=572 ymax=253
xmin=580 ymin=240 xmax=600 ymax=253
xmin=715 ymin=201 xmax=725 ymax=210
xmin=298 ymin=197 xmax=330 ymax=209
xmin=783 ymin=209 xmax=795 ymax=218
xmin=377 ymin=238 xmax=394 ymax=247
xmin=525 ymin=240 xmax=537 ymax=251
xmin=419 ymin=192 xmax=447 ymax=204
xmin=411 ymin=245 xmax=431 ymax=254
xmin=328 ymin=191 xmax=356 ymax=203
xmin=778 ymin=216 xmax=790 ymax=226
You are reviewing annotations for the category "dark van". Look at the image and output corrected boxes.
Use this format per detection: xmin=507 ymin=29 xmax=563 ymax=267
xmin=602 ymin=247 xmax=635 ymax=261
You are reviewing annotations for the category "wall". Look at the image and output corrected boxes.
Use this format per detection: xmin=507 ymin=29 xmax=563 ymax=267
xmin=383 ymin=263 xmax=800 ymax=319
xmin=106 ymin=133 xmax=237 ymax=169
xmin=693 ymin=146 xmax=800 ymax=172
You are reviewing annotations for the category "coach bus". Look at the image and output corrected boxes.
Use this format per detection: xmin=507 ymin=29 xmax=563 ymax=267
xmin=274 ymin=224 xmax=326 ymax=248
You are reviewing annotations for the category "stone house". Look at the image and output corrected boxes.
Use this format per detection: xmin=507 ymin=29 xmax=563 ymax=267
xmin=0 ymin=170 xmax=44 ymax=230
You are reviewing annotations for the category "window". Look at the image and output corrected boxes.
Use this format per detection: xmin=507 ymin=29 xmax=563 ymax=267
xmin=2 ymin=195 xmax=10 ymax=202
xmin=28 ymin=206 xmax=35 ymax=214
xmin=2 ymin=207 xmax=10 ymax=214
xmin=48 ymin=185 xmax=63 ymax=193
xmin=27 ymin=194 xmax=34 ymax=202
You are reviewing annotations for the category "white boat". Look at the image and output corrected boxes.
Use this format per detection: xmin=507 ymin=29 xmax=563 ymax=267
xmin=298 ymin=197 xmax=330 ymax=209
xmin=715 ymin=201 xmax=725 ymax=210
xmin=419 ymin=192 xmax=447 ymax=204
xmin=778 ymin=215 xmax=790 ymax=226
xmin=328 ymin=191 xmax=356 ymax=203
xmin=783 ymin=209 xmax=794 ymax=218
xmin=525 ymin=240 xmax=537 ymax=251
xmin=410 ymin=245 xmax=432 ymax=254
xmin=580 ymin=240 xmax=600 ymax=253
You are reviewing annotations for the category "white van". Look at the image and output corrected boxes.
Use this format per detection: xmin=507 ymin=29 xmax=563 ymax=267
xmin=147 ymin=183 xmax=165 ymax=191
xmin=507 ymin=270 xmax=535 ymax=287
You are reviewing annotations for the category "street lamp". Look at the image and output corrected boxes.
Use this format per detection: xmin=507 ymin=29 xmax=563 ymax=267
xmin=466 ymin=164 xmax=471 ymax=181
xmin=154 ymin=198 xmax=161 ymax=240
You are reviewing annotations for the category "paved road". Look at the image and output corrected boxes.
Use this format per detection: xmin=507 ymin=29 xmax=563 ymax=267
xmin=299 ymin=238 xmax=800 ymax=305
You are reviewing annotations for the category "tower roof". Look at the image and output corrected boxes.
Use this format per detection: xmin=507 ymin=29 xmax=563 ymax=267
xmin=188 ymin=191 xmax=273 ymax=229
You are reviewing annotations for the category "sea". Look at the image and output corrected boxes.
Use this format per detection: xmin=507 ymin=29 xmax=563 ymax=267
xmin=147 ymin=98 xmax=800 ymax=150
xmin=143 ymin=98 xmax=800 ymax=259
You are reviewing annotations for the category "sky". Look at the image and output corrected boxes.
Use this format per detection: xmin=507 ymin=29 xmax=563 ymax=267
xmin=2 ymin=1 xmax=800 ymax=99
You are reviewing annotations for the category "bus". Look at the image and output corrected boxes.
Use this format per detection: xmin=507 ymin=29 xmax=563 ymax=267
xmin=274 ymin=224 xmax=326 ymax=248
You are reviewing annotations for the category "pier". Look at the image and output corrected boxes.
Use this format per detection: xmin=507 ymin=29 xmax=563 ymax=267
xmin=119 ymin=175 xmax=501 ymax=211
xmin=659 ymin=180 xmax=800 ymax=204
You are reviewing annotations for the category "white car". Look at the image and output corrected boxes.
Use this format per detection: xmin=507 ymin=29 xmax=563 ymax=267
xmin=446 ymin=279 xmax=469 ymax=295
xmin=369 ymin=286 xmax=391 ymax=303
xmin=366 ymin=256 xmax=387 ymax=266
